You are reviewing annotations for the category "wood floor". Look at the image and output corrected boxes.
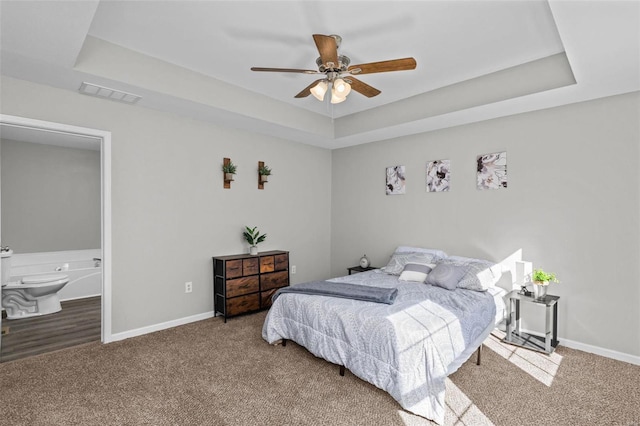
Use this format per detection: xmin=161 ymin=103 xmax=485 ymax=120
xmin=1 ymin=296 xmax=101 ymax=363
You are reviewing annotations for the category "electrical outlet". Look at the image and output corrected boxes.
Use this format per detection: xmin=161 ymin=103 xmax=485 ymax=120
xmin=291 ymin=265 xmax=296 ymax=274
xmin=185 ymin=282 xmax=193 ymax=293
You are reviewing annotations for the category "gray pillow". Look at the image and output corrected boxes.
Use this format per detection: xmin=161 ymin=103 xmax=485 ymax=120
xmin=441 ymin=256 xmax=502 ymax=291
xmin=383 ymin=252 xmax=440 ymax=275
xmin=394 ymin=246 xmax=448 ymax=259
xmin=425 ymin=263 xmax=468 ymax=290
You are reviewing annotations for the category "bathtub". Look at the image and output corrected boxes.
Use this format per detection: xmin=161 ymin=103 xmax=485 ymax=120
xmin=8 ymin=249 xmax=102 ymax=301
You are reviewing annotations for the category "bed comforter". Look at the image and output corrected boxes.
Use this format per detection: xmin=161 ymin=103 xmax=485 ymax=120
xmin=262 ymin=270 xmax=502 ymax=425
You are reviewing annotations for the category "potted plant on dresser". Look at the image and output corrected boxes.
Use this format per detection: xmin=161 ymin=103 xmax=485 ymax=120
xmin=532 ymin=268 xmax=559 ymax=299
xmin=243 ymin=226 xmax=267 ymax=255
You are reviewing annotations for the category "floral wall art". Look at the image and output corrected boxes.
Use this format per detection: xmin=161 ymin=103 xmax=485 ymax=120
xmin=386 ymin=165 xmax=406 ymax=195
xmin=426 ymin=159 xmax=450 ymax=192
xmin=477 ymin=151 xmax=507 ymax=190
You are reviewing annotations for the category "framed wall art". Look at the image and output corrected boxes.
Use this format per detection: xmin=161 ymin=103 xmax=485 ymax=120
xmin=426 ymin=159 xmax=450 ymax=192
xmin=477 ymin=151 xmax=507 ymax=190
xmin=386 ymin=165 xmax=406 ymax=195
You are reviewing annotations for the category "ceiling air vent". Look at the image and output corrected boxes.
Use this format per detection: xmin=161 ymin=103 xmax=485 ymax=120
xmin=79 ymin=82 xmax=142 ymax=104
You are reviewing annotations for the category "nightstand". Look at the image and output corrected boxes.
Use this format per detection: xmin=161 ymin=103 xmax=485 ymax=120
xmin=503 ymin=290 xmax=559 ymax=354
xmin=347 ymin=266 xmax=377 ymax=275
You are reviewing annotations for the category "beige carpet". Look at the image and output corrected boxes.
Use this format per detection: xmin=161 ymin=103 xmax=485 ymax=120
xmin=1 ymin=311 xmax=638 ymax=425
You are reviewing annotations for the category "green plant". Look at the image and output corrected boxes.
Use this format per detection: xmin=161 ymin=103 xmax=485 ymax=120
xmin=258 ymin=164 xmax=272 ymax=176
xmin=243 ymin=226 xmax=266 ymax=246
xmin=222 ymin=161 xmax=237 ymax=174
xmin=532 ymin=268 xmax=559 ymax=284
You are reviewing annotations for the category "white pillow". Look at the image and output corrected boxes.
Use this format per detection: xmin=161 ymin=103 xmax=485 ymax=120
xmin=398 ymin=263 xmax=436 ymax=282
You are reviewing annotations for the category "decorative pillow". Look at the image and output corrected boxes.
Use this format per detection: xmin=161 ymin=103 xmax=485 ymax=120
xmin=424 ymin=263 xmax=468 ymax=290
xmin=398 ymin=263 xmax=434 ymax=282
xmin=383 ymin=252 xmax=441 ymax=275
xmin=441 ymin=256 xmax=503 ymax=291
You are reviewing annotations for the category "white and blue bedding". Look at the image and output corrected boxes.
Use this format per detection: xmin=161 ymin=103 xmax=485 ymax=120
xmin=262 ymin=269 xmax=505 ymax=425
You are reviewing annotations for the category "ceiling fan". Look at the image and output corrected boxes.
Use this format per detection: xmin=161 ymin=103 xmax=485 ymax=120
xmin=251 ymin=34 xmax=417 ymax=104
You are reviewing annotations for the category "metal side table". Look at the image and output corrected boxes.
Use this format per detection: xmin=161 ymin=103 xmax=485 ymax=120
xmin=503 ymin=290 xmax=559 ymax=354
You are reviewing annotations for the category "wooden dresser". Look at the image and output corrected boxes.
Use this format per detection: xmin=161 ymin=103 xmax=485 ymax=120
xmin=213 ymin=250 xmax=289 ymax=322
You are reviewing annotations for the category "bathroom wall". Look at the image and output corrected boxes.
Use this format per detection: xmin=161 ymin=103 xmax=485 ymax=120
xmin=1 ymin=138 xmax=101 ymax=253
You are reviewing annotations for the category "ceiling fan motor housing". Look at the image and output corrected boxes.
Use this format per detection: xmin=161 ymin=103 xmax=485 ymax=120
xmin=316 ymin=55 xmax=351 ymax=75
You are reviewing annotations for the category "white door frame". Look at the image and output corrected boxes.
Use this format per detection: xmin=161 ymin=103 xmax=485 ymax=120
xmin=0 ymin=114 xmax=113 ymax=343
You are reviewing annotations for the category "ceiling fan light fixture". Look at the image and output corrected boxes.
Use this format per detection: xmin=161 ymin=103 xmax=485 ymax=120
xmin=330 ymin=87 xmax=347 ymax=104
xmin=333 ymin=78 xmax=351 ymax=97
xmin=310 ymin=80 xmax=328 ymax=101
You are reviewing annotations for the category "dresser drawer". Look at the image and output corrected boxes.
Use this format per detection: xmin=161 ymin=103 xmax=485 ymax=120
xmin=261 ymin=270 xmax=289 ymax=291
xmin=243 ymin=257 xmax=259 ymax=276
xmin=274 ymin=253 xmax=288 ymax=271
xmin=226 ymin=276 xmax=259 ymax=298
xmin=226 ymin=260 xmax=243 ymax=278
xmin=260 ymin=256 xmax=275 ymax=273
xmin=227 ymin=293 xmax=260 ymax=316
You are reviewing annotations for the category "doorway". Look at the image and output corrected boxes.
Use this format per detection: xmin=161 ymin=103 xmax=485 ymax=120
xmin=0 ymin=114 xmax=112 ymax=359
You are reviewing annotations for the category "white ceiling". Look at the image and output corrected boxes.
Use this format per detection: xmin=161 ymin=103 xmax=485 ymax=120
xmin=1 ymin=1 xmax=638 ymax=149
xmin=86 ymin=0 xmax=566 ymax=118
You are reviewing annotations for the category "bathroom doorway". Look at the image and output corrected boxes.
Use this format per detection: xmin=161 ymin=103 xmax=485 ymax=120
xmin=0 ymin=114 xmax=112 ymax=361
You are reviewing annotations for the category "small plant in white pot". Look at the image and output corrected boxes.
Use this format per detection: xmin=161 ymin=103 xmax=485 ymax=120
xmin=243 ymin=226 xmax=266 ymax=255
xmin=258 ymin=164 xmax=271 ymax=182
xmin=532 ymin=268 xmax=559 ymax=299
xmin=222 ymin=161 xmax=237 ymax=181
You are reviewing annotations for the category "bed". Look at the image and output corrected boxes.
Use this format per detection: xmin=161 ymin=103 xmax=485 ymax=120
xmin=262 ymin=248 xmax=506 ymax=425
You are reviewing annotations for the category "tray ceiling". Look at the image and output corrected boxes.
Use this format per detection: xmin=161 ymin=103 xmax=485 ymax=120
xmin=1 ymin=1 xmax=638 ymax=148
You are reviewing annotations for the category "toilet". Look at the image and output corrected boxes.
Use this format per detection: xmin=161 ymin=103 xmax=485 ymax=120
xmin=1 ymin=249 xmax=69 ymax=319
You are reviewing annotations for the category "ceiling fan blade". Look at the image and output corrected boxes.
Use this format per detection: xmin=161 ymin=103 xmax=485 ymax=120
xmin=348 ymin=57 xmax=417 ymax=75
xmin=347 ymin=77 xmax=381 ymax=98
xmin=294 ymin=79 xmax=325 ymax=98
xmin=251 ymin=67 xmax=319 ymax=74
xmin=313 ymin=34 xmax=339 ymax=68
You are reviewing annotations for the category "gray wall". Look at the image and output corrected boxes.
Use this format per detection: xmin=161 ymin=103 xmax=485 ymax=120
xmin=1 ymin=139 xmax=101 ymax=253
xmin=331 ymin=92 xmax=640 ymax=357
xmin=0 ymin=76 xmax=333 ymax=334
xmin=2 ymin=75 xmax=638 ymax=359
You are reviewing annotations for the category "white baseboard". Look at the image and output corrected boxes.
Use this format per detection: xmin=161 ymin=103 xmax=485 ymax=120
xmin=107 ymin=311 xmax=215 ymax=343
xmin=61 ymin=293 xmax=101 ymax=303
xmin=519 ymin=328 xmax=640 ymax=366
xmin=559 ymin=337 xmax=640 ymax=366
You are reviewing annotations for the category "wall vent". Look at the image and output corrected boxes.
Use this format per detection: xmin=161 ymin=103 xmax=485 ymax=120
xmin=79 ymin=82 xmax=142 ymax=104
